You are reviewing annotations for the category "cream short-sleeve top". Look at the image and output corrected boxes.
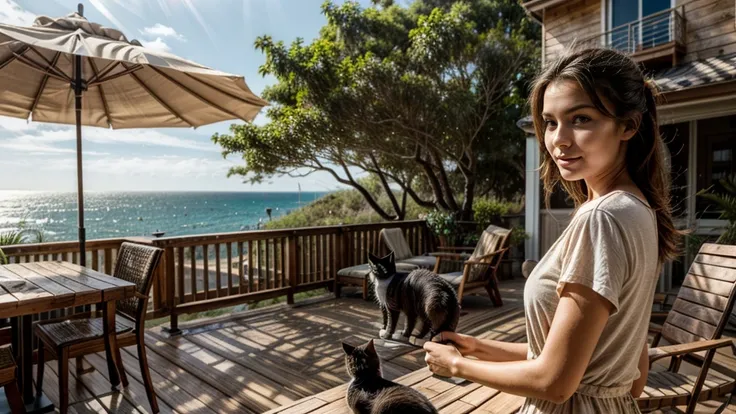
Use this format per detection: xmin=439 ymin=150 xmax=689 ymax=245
xmin=519 ymin=191 xmax=659 ymax=413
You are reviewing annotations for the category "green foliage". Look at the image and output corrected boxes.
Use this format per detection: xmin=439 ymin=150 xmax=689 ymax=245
xmin=425 ymin=209 xmax=458 ymax=237
xmin=0 ymin=220 xmax=46 ymax=264
xmin=265 ymin=186 xmax=431 ymax=230
xmin=697 ymin=175 xmax=736 ymax=244
xmin=472 ymin=197 xmax=522 ymax=230
xmin=213 ymin=0 xmax=540 ymax=220
xmin=473 ymin=198 xmax=509 ymax=228
xmin=508 ymin=226 xmax=529 ymax=247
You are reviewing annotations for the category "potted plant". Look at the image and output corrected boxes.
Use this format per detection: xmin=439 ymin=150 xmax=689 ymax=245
xmin=697 ymin=174 xmax=736 ymax=245
xmin=425 ymin=210 xmax=459 ymax=247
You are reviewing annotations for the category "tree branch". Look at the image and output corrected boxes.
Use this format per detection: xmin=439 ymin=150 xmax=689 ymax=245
xmin=370 ymin=153 xmax=402 ymax=218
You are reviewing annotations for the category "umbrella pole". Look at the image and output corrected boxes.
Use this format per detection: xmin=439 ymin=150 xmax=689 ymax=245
xmin=74 ymin=27 xmax=85 ymax=268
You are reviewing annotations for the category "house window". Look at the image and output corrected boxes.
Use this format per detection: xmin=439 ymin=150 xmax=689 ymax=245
xmin=696 ymin=115 xmax=736 ymax=219
xmin=608 ymin=0 xmax=673 ymax=52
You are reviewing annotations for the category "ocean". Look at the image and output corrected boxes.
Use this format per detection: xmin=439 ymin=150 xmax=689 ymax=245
xmin=0 ymin=191 xmax=327 ymax=242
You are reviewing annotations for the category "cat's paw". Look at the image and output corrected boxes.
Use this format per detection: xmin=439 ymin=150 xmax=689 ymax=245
xmin=379 ymin=329 xmax=391 ymax=339
xmin=391 ymin=332 xmax=404 ymax=341
xmin=409 ymin=336 xmax=427 ymax=347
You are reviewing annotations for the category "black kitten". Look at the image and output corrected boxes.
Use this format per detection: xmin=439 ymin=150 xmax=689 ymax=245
xmin=368 ymin=251 xmax=459 ymax=344
xmin=343 ymin=339 xmax=438 ymax=414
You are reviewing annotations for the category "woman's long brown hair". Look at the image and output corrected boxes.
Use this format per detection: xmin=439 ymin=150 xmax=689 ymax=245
xmin=529 ymin=47 xmax=681 ymax=262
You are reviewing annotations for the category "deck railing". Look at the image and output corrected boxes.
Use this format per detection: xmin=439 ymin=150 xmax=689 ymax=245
xmin=579 ymin=6 xmax=686 ymax=54
xmin=0 ymin=220 xmax=431 ymax=333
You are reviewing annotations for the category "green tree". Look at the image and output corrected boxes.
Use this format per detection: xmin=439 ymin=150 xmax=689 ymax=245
xmin=213 ymin=0 xmax=540 ymax=220
xmin=697 ymin=174 xmax=736 ymax=244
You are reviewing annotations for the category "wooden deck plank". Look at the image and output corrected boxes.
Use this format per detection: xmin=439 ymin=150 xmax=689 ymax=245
xmin=145 ymin=330 xmax=297 ymax=412
xmin=33 ymin=280 xmax=530 ymax=414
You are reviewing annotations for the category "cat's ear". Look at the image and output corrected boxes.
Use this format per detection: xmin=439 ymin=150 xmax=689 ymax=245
xmin=342 ymin=342 xmax=355 ymax=355
xmin=386 ymin=251 xmax=395 ymax=262
xmin=367 ymin=252 xmax=379 ymax=264
xmin=365 ymin=339 xmax=377 ymax=355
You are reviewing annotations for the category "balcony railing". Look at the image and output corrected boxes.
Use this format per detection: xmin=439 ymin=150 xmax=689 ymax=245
xmin=580 ymin=6 xmax=685 ymax=56
xmin=0 ymin=220 xmax=432 ymax=332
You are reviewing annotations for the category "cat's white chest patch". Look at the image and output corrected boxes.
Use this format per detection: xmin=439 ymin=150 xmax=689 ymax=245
xmin=373 ymin=275 xmax=393 ymax=305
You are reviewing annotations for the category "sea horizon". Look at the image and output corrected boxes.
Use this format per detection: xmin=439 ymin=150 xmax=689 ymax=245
xmin=0 ymin=191 xmax=329 ymax=242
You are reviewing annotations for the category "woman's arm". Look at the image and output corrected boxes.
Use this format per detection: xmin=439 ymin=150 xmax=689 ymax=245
xmin=425 ymin=283 xmax=613 ymax=404
xmin=471 ymin=339 xmax=529 ymax=362
xmin=439 ymin=332 xmax=528 ymax=362
xmin=630 ymin=341 xmax=648 ymax=397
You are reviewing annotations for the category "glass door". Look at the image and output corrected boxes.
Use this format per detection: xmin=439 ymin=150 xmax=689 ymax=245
xmin=609 ymin=0 xmax=672 ymax=52
xmin=642 ymin=0 xmax=673 ymax=48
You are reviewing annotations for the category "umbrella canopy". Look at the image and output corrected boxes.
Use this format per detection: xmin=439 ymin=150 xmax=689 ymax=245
xmin=0 ymin=9 xmax=267 ymax=128
xmin=0 ymin=5 xmax=267 ymax=267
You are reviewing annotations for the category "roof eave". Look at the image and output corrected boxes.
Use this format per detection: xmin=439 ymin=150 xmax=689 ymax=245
xmin=521 ymin=0 xmax=570 ymax=23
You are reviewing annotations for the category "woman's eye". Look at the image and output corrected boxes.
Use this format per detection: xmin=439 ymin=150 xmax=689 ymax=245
xmin=544 ymin=120 xmax=556 ymax=128
xmin=573 ymin=115 xmax=590 ymax=124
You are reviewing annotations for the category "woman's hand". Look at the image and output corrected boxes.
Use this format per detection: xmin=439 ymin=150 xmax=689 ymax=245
xmin=435 ymin=331 xmax=478 ymax=356
xmin=424 ymin=341 xmax=463 ymax=377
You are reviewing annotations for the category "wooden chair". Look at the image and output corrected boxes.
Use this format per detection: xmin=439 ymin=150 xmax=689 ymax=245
xmin=379 ymin=228 xmax=436 ymax=269
xmin=0 ymin=346 xmax=24 ymax=413
xmin=431 ymin=225 xmax=510 ymax=306
xmin=34 ymin=242 xmax=163 ymax=414
xmin=638 ymin=243 xmax=736 ymax=414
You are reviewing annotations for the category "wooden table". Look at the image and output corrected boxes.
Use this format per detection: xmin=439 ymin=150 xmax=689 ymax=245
xmin=0 ymin=262 xmax=136 ymax=413
xmin=264 ymin=367 xmax=525 ymax=414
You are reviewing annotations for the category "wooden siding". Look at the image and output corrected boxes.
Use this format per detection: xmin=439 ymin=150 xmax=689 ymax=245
xmin=541 ymin=0 xmax=736 ymax=66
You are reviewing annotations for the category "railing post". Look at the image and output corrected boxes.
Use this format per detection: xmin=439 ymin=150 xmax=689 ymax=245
xmin=163 ymin=246 xmax=181 ymax=335
xmin=287 ymin=235 xmax=298 ymax=305
xmin=628 ymin=22 xmax=633 ymax=53
xmin=334 ymin=228 xmax=345 ymax=297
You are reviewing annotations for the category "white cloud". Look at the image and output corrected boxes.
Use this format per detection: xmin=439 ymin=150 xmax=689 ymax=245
xmin=0 ymin=0 xmax=36 ymax=26
xmin=47 ymin=155 xmax=230 ymax=178
xmin=140 ymin=37 xmax=171 ymax=53
xmin=0 ymin=116 xmax=36 ymax=132
xmin=141 ymin=24 xmax=185 ymax=41
xmin=0 ymin=126 xmax=218 ymax=152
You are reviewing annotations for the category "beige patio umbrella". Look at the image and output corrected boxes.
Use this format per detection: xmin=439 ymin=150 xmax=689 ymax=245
xmin=0 ymin=4 xmax=268 ymax=265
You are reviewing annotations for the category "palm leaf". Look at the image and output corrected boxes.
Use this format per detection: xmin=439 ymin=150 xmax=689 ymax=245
xmin=0 ymin=230 xmax=24 ymax=246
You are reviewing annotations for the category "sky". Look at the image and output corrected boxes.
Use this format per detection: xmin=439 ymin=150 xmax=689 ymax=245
xmin=0 ymin=0 xmax=377 ymax=192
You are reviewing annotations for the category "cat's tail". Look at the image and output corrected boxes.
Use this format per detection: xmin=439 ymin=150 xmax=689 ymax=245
xmin=425 ymin=287 xmax=460 ymax=335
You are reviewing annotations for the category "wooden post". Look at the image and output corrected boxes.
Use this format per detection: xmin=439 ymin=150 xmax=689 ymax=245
xmin=287 ymin=235 xmax=298 ymax=305
xmin=334 ymin=229 xmax=344 ymax=298
xmin=162 ymin=247 xmax=181 ymax=335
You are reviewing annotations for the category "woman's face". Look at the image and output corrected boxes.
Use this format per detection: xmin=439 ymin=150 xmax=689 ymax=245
xmin=542 ymin=79 xmax=636 ymax=183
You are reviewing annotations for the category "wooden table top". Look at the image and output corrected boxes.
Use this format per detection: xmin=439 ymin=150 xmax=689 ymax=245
xmin=264 ymin=367 xmax=525 ymax=414
xmin=0 ymin=262 xmax=136 ymax=318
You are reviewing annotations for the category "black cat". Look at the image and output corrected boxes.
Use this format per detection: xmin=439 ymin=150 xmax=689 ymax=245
xmin=367 ymin=251 xmax=460 ymax=344
xmin=343 ymin=339 xmax=438 ymax=414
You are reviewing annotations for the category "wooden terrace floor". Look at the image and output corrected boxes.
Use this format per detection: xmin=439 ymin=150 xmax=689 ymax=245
xmin=32 ymin=279 xmax=736 ymax=413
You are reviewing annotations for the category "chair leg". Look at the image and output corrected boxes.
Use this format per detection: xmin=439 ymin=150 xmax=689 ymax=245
xmin=114 ymin=344 xmax=128 ymax=388
xmin=457 ymin=270 xmax=468 ymax=301
xmin=58 ymin=348 xmax=69 ymax=414
xmin=4 ymin=381 xmax=25 ymax=414
xmin=486 ymin=274 xmax=503 ymax=307
xmin=137 ymin=335 xmax=159 ymax=413
xmin=334 ymin=281 xmax=342 ymax=299
xmin=35 ymin=345 xmax=44 ymax=396
xmin=75 ymin=356 xmax=94 ymax=376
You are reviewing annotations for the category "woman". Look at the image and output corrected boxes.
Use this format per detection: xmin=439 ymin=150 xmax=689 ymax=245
xmin=424 ymin=47 xmax=681 ymax=413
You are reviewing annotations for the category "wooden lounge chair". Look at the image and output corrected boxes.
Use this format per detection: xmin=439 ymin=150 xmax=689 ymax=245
xmin=35 ymin=242 xmax=163 ymax=414
xmin=638 ymin=243 xmax=736 ymax=414
xmin=379 ymin=228 xmax=436 ymax=270
xmin=431 ymin=225 xmax=510 ymax=306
